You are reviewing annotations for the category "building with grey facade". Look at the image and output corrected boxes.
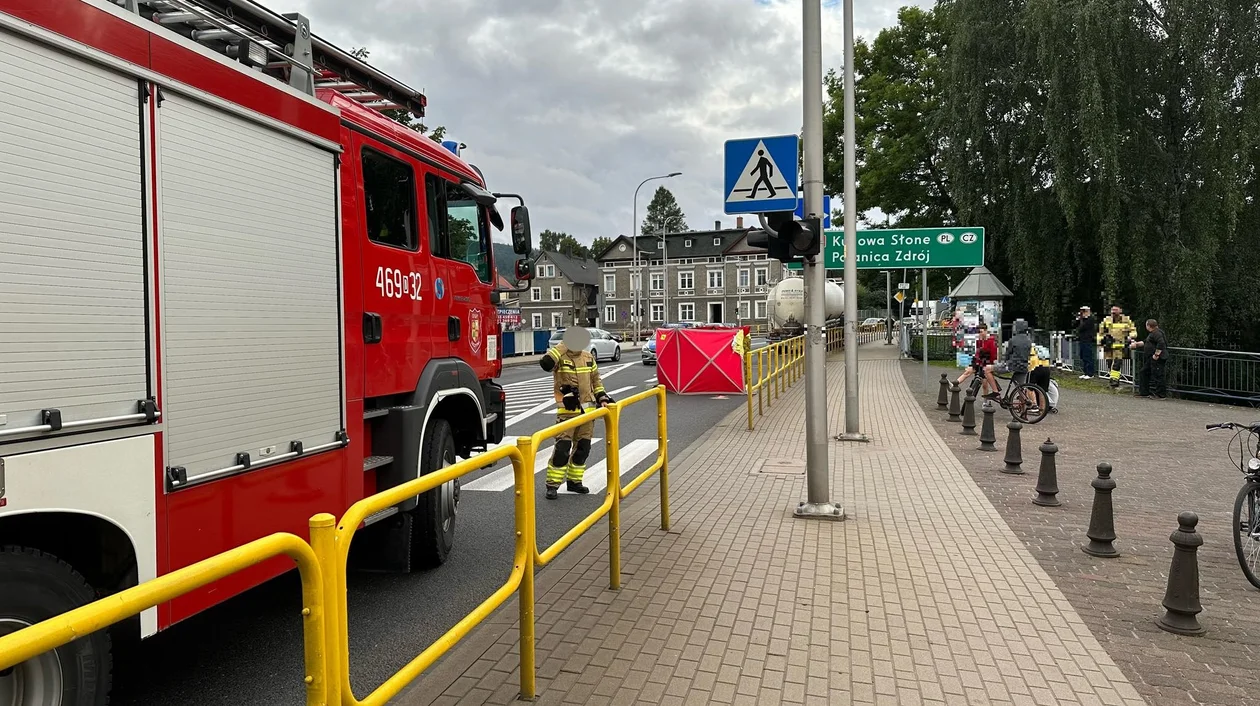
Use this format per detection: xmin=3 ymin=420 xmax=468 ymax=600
xmin=594 ymin=221 xmax=789 ymax=337
xmin=519 ymin=250 xmax=600 ymax=331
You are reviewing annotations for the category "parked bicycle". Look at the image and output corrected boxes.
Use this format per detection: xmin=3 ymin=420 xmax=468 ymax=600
xmin=966 ymin=369 xmax=1049 ymax=424
xmin=1208 ymin=421 xmax=1260 ymax=588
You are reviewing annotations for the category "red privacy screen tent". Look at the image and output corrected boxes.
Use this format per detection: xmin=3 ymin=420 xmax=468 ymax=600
xmin=655 ymin=326 xmax=748 ymax=394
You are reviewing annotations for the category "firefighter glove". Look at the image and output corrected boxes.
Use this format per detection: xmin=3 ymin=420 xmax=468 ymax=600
xmin=560 ymin=385 xmax=581 ymax=411
xmin=596 ymin=391 xmax=613 ymax=406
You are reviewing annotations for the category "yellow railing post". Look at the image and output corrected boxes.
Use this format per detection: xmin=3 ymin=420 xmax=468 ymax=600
xmin=745 ymin=349 xmax=754 ymax=430
xmin=516 ymin=437 xmax=536 ymax=701
xmin=657 ymin=387 xmax=671 ymax=531
xmin=309 ymin=513 xmax=342 ymax=706
xmin=757 ymin=349 xmax=765 ymax=415
xmin=606 ymin=405 xmax=622 ymax=590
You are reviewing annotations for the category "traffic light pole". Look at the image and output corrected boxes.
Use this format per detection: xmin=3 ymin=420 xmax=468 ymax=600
xmin=794 ymin=0 xmax=844 ymax=521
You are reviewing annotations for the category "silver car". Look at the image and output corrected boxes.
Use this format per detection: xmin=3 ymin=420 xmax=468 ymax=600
xmin=548 ymin=328 xmax=623 ymax=362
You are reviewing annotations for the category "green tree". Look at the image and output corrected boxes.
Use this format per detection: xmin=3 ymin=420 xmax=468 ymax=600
xmin=539 ymin=230 xmax=590 ymax=259
xmin=349 ymin=47 xmax=446 ymax=142
xmin=641 ymin=186 xmax=689 ymax=235
xmin=589 ymin=236 xmax=613 ymax=259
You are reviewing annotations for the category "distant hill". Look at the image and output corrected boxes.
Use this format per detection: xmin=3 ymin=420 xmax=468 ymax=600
xmin=493 ymin=242 xmax=536 ymax=285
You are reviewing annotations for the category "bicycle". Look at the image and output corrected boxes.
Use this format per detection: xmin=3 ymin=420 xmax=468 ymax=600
xmin=965 ymin=366 xmax=1049 ymax=424
xmin=1207 ymin=421 xmax=1260 ymax=588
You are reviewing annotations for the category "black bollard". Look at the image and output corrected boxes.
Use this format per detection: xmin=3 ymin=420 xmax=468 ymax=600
xmin=1082 ymin=463 xmax=1119 ymax=558
xmin=1157 ymin=512 xmax=1206 ymax=636
xmin=978 ymin=401 xmax=998 ymax=452
xmin=948 ymin=382 xmax=962 ymax=422
xmin=960 ymin=392 xmax=977 ymax=435
xmin=1001 ymin=421 xmax=1024 ymax=474
xmin=1033 ymin=438 xmax=1061 ymax=507
xmin=937 ymin=374 xmax=950 ymax=409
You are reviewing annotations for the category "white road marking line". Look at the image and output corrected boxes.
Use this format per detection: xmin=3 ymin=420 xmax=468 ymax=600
xmin=503 ymin=364 xmax=635 ymax=428
xmin=540 ymin=386 xmax=635 ymax=415
xmin=462 ymin=438 xmax=606 ymax=492
xmin=559 ymin=439 xmax=659 ymax=495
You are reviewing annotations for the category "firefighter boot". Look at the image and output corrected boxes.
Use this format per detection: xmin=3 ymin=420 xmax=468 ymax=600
xmin=566 ymin=438 xmax=592 ymax=494
xmin=546 ymin=440 xmax=572 ymax=500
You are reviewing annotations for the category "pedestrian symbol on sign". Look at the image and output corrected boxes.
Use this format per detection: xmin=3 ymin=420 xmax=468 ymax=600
xmin=723 ymin=135 xmax=799 ymax=214
xmin=729 ymin=141 xmax=792 ymax=202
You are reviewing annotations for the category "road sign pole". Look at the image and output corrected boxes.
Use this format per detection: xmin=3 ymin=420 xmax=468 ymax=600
xmin=794 ymin=0 xmax=844 ymax=522
xmin=835 ymin=0 xmax=866 ymax=446
xmin=884 ymin=270 xmax=892 ymax=345
xmin=922 ymin=268 xmax=929 ymax=392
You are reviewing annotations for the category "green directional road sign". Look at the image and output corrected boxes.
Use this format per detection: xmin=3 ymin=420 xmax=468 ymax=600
xmin=786 ymin=227 xmax=984 ymax=270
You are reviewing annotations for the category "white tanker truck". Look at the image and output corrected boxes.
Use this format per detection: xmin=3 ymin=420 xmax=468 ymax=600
xmin=765 ymin=277 xmax=845 ymax=338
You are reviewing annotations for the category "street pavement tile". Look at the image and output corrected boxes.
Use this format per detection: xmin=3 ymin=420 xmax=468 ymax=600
xmin=401 ymin=345 xmax=1146 ymax=705
xmin=904 ymin=360 xmax=1260 ymax=706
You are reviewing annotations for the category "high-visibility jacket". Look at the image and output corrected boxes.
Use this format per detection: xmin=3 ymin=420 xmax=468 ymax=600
xmin=544 ymin=344 xmax=605 ymax=412
xmin=1097 ymin=316 xmax=1136 ymax=350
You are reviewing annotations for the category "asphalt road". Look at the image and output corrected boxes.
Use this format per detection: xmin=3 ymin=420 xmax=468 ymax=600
xmin=110 ymin=355 xmax=746 ymax=705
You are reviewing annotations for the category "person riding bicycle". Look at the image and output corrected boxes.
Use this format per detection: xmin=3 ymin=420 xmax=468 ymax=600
xmin=957 ymin=323 xmax=998 ymax=395
xmin=984 ymin=319 xmax=1032 ymax=399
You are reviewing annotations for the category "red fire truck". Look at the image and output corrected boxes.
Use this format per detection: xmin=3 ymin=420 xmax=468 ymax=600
xmin=0 ymin=0 xmax=534 ymax=701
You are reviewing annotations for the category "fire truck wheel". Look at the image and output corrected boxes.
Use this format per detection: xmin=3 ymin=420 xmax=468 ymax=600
xmin=411 ymin=419 xmax=458 ymax=567
xmin=0 ymin=546 xmax=111 ymax=706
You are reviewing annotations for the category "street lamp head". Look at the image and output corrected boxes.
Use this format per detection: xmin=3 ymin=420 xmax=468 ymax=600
xmin=667 ymin=172 xmax=682 ymax=177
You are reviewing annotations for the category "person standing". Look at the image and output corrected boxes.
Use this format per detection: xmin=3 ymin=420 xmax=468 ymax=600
xmin=1075 ymin=306 xmax=1098 ymax=379
xmin=539 ymin=330 xmax=614 ymax=499
xmin=1132 ymin=319 xmax=1169 ymax=399
xmin=1097 ymin=305 xmax=1137 ymax=388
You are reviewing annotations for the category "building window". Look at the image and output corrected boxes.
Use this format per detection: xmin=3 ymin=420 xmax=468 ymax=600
xmin=650 ymin=303 xmax=665 ymax=322
xmin=678 ymin=271 xmax=693 ymax=290
xmin=604 ymin=274 xmax=615 ymax=296
xmin=755 ymin=300 xmax=767 ymax=319
xmin=551 ymin=286 xmax=562 ymax=301
xmin=678 ymin=303 xmax=695 ymax=322
xmin=361 ymin=148 xmax=417 ymax=251
xmin=650 ymin=272 xmax=664 ymax=291
xmin=738 ymin=301 xmax=750 ymax=319
xmin=707 ymin=270 xmax=723 ymax=288
xmin=530 ymin=287 xmax=541 ymax=302
xmin=755 ymin=267 xmax=768 ymax=286
xmin=684 ymin=239 xmax=692 ymax=247
xmin=713 ymin=238 xmax=721 ymax=246
xmin=738 ymin=269 xmax=750 ymax=287
xmin=531 ymin=313 xmax=543 ymax=329
xmin=605 ymin=305 xmax=616 ymax=323
xmin=551 ymin=312 xmax=563 ymax=329
xmin=536 ymin=265 xmax=545 ymax=278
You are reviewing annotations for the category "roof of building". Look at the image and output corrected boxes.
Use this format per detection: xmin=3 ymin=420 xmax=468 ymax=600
xmin=949 ymin=266 xmax=1015 ymax=299
xmin=539 ymin=249 xmax=600 ymax=286
xmin=595 ymin=229 xmax=752 ymax=262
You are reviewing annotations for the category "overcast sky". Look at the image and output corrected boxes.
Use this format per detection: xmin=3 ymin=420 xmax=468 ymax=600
xmin=289 ymin=0 xmax=933 ymax=247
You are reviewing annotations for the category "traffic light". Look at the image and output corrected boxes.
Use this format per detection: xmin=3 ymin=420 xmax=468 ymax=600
xmin=747 ymin=213 xmax=821 ymax=263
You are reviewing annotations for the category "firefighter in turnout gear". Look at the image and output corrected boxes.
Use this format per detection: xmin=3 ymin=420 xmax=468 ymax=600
xmin=1097 ymin=305 xmax=1137 ymax=388
xmin=539 ymin=327 xmax=614 ymax=500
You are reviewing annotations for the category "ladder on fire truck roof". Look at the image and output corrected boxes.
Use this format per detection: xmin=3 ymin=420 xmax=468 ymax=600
xmin=111 ymin=0 xmax=427 ymax=117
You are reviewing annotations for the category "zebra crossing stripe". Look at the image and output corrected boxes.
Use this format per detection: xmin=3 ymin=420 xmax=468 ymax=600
xmin=558 ymin=439 xmax=659 ymax=495
xmin=461 ymin=438 xmax=605 ymax=492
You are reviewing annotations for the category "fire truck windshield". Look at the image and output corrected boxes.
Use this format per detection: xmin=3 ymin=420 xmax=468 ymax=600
xmin=446 ymin=199 xmax=491 ymax=282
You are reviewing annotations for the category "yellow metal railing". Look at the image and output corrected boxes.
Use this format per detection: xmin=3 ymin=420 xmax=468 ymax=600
xmin=0 ymin=387 xmax=671 ymax=706
xmin=744 ymin=334 xmax=805 ymax=430
xmin=0 ymin=533 xmax=330 ymax=705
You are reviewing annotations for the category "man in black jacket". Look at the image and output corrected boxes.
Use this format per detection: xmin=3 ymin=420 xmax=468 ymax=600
xmin=1132 ymin=319 xmax=1168 ymax=398
xmin=1075 ymin=306 xmax=1097 ymax=379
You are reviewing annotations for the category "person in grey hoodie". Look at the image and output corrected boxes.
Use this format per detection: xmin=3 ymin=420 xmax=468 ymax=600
xmin=984 ymin=319 xmax=1032 ymax=399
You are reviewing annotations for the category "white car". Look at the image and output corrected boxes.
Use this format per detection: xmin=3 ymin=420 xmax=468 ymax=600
xmin=548 ymin=327 xmax=623 ymax=362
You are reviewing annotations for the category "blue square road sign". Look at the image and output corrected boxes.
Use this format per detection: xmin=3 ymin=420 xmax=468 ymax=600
xmin=795 ymin=195 xmax=831 ymax=228
xmin=723 ymin=135 xmax=799 ymax=215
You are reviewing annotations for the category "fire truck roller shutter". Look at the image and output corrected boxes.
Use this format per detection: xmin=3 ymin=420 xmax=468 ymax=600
xmin=0 ymin=28 xmax=150 ymax=438
xmin=158 ymin=90 xmax=343 ymax=483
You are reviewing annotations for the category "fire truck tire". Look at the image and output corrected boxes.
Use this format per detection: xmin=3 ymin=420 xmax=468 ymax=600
xmin=0 ymin=546 xmax=111 ymax=706
xmin=411 ymin=419 xmax=458 ymax=567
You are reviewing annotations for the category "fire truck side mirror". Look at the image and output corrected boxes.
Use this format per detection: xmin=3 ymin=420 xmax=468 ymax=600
xmin=511 ymin=206 xmax=533 ymax=255
xmin=515 ymin=258 xmax=534 ymax=282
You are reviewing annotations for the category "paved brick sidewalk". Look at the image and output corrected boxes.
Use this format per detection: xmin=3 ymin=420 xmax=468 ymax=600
xmin=904 ymin=362 xmax=1260 ymax=706
xmin=400 ymin=347 xmax=1146 ymax=705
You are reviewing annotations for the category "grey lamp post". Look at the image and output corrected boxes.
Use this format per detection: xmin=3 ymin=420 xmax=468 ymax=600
xmin=633 ymin=172 xmax=681 ymax=343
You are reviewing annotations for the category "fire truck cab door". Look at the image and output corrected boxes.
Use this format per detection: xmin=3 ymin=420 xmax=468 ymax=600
xmin=425 ymin=173 xmax=496 ymax=380
xmin=356 ymin=138 xmax=441 ymax=398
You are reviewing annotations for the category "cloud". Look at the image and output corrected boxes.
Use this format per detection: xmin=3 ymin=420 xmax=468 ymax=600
xmin=288 ymin=0 xmax=931 ymax=245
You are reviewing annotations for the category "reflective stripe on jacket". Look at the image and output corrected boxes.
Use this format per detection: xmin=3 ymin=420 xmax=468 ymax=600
xmin=548 ymin=344 xmax=604 ymax=406
xmin=1097 ymin=316 xmax=1136 ymax=349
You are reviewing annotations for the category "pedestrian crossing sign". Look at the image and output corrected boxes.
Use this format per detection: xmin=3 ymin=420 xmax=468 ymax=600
xmin=723 ymin=134 xmax=799 ymax=215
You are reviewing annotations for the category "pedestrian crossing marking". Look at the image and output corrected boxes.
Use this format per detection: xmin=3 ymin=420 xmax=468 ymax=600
xmin=540 ymin=385 xmax=635 ymax=415
xmin=726 ymin=140 xmax=793 ymax=205
xmin=461 ymin=438 xmax=605 ymax=492
xmin=558 ymin=439 xmax=658 ymax=495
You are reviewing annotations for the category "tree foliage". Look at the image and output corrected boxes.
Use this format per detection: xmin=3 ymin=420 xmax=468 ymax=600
xmin=641 ymin=186 xmax=689 ymax=235
xmin=821 ymin=1 xmax=1260 ymax=348
xmin=589 ymin=236 xmax=613 ymax=258
xmin=539 ymin=230 xmax=591 ymax=259
xmin=349 ymin=47 xmax=446 ymax=142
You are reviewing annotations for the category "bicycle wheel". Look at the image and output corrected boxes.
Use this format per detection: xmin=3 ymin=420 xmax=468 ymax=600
xmin=1234 ymin=481 xmax=1260 ymax=589
xmin=1008 ymin=383 xmax=1049 ymax=424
